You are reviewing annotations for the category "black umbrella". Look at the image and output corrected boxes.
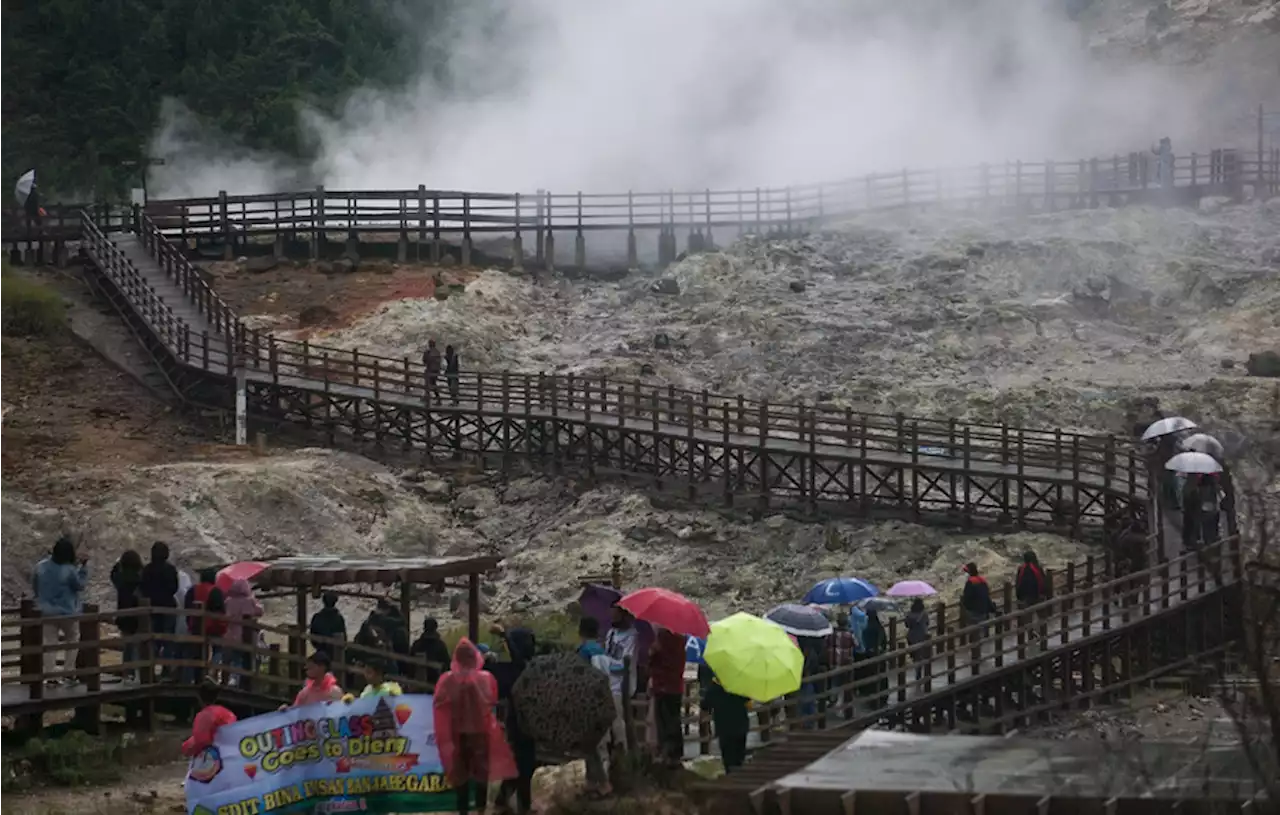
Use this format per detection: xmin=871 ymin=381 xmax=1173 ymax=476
xmin=512 ymin=653 xmax=616 ymax=753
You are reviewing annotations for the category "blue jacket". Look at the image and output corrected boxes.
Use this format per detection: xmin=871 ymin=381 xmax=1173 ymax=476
xmin=33 ymin=558 xmax=88 ymax=616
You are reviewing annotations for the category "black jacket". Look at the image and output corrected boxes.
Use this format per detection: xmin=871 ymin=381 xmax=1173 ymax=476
xmin=110 ymin=563 xmax=143 ymax=634
xmin=1016 ymin=563 xmax=1046 ymax=603
xmin=139 ymin=560 xmax=179 ymax=608
xmin=310 ymin=607 xmax=347 ymax=642
xmin=409 ymin=632 xmax=452 ymax=685
xmin=961 ymin=576 xmax=999 ymax=616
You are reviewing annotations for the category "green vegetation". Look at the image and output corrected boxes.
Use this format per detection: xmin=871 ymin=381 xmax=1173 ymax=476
xmin=1 ymin=0 xmax=460 ymax=198
xmin=1 ymin=269 xmax=67 ymax=337
xmin=2 ymin=731 xmax=126 ymax=790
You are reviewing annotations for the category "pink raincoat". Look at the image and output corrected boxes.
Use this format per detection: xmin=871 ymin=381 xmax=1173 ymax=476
xmin=224 ymin=578 xmax=263 ymax=645
xmin=432 ymin=638 xmax=516 ymax=785
xmin=293 ymin=672 xmax=342 ymax=706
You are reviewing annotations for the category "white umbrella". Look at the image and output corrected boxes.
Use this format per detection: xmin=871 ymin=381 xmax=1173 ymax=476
xmin=1180 ymin=433 xmax=1224 ymax=461
xmin=1164 ymin=451 xmax=1222 ymax=475
xmin=1141 ymin=416 xmax=1197 ymax=441
xmin=14 ymin=169 xmax=34 ymax=206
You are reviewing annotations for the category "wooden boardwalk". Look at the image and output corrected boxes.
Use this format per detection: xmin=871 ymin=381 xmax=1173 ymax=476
xmin=81 ymin=221 xmax=1148 ymax=535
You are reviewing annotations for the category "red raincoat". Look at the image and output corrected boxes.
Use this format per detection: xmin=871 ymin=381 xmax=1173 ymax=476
xmin=432 ymin=638 xmax=516 ymax=785
xmin=182 ymin=704 xmax=237 ymax=757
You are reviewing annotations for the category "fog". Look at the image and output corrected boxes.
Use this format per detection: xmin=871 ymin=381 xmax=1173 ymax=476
xmin=148 ymin=0 xmax=1211 ymax=199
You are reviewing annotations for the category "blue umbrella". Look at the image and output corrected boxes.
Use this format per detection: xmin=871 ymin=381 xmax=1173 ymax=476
xmin=685 ymin=635 xmax=706 ymax=664
xmin=802 ymin=577 xmax=879 ymax=605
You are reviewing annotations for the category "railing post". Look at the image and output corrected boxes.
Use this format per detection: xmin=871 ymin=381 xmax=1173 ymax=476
xmin=19 ymin=600 xmax=43 ymax=707
xmin=76 ymin=603 xmax=102 ymax=732
xmin=218 ymin=190 xmax=231 ymax=260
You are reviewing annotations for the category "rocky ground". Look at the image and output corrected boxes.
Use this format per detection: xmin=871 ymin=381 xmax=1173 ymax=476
xmin=294 ymin=201 xmax=1280 ymax=436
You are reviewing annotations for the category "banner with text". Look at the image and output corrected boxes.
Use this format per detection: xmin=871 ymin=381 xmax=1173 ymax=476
xmin=185 ymin=694 xmax=454 ymax=815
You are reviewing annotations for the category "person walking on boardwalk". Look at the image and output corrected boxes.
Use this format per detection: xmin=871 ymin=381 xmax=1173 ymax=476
xmin=445 ymin=343 xmax=461 ymax=405
xmin=433 ymin=638 xmax=517 ymax=815
xmin=904 ymin=599 xmax=930 ymax=681
xmin=33 ymin=536 xmax=88 ymax=684
xmin=1015 ymin=551 xmax=1048 ymax=640
xmin=961 ymin=563 xmax=999 ymax=636
xmin=423 ymin=339 xmax=442 ymax=402
xmin=1196 ymin=473 xmax=1222 ymax=545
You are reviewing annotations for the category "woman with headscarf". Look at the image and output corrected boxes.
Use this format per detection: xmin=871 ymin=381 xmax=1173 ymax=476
xmin=433 ymin=638 xmax=517 ymax=815
xmin=490 ymin=625 xmax=538 ymax=814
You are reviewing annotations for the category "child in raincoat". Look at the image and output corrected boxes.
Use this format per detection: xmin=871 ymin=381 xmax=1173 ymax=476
xmin=433 ymin=638 xmax=516 ymax=815
xmin=182 ymin=681 xmax=237 ymax=757
xmin=344 ymin=657 xmax=402 ymax=701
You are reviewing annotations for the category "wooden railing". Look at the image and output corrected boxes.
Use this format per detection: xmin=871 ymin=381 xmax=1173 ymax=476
xmin=0 ymin=536 xmax=1243 ymax=755
xmin=143 ymin=149 xmax=1280 ymax=242
xmin=70 ymin=211 xmax=1152 ymax=531
xmin=3 ymin=203 xmax=132 ymax=242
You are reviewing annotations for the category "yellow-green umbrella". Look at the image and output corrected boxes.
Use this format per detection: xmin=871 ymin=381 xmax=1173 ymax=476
xmin=703 ymin=612 xmax=804 ymax=703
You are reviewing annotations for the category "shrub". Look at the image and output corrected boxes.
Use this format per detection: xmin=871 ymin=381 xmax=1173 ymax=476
xmin=2 ymin=730 xmax=125 ymax=791
xmin=1 ymin=271 xmax=66 ymax=337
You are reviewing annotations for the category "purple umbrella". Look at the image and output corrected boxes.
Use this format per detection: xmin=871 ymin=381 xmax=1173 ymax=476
xmin=577 ymin=584 xmax=653 ymax=668
xmin=886 ymin=580 xmax=937 ymax=597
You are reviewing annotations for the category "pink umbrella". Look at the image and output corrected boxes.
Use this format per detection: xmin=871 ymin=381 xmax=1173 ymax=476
xmin=216 ymin=561 xmax=269 ymax=592
xmin=886 ymin=580 xmax=937 ymax=597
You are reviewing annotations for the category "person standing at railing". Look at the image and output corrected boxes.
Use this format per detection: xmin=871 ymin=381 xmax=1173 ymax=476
xmin=827 ymin=613 xmax=856 ymax=719
xmin=184 ymin=569 xmax=228 ymax=683
xmin=1151 ymin=137 xmax=1174 ymax=187
xmin=32 ymin=536 xmax=88 ymax=684
xmin=110 ymin=550 xmax=144 ymax=679
xmin=309 ymin=591 xmax=347 ymax=654
xmin=223 ymin=578 xmax=263 ymax=687
xmin=140 ymin=542 xmax=179 ymax=663
xmin=423 ymin=339 xmax=442 ymax=402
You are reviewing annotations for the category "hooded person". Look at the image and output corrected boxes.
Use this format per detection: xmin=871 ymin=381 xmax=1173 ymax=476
xmin=433 ymin=638 xmax=517 ymax=815
xmin=223 ymin=578 xmax=264 ymax=685
xmin=182 ymin=681 xmax=237 ymax=758
xmin=491 ymin=626 xmax=539 ymax=814
xmin=140 ymin=542 xmax=179 ymax=647
xmin=309 ymin=592 xmax=347 ymax=652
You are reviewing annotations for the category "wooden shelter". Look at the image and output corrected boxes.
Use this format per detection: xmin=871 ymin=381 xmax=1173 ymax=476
xmin=252 ymin=554 xmax=503 ymax=643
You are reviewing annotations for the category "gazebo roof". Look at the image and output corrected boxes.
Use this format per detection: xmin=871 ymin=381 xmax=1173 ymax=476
xmin=252 ymin=555 xmax=502 ymax=588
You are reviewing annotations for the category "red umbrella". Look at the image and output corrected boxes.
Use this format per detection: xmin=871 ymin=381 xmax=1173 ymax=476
xmin=617 ymin=588 xmax=710 ymax=638
xmin=216 ymin=561 xmax=269 ymax=592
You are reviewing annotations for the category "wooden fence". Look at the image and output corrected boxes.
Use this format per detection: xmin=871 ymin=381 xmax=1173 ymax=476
xmin=139 ymin=150 xmax=1280 ymax=258
xmin=72 ymin=211 xmax=1153 ymax=533
xmin=0 ymin=537 xmax=1242 ymax=755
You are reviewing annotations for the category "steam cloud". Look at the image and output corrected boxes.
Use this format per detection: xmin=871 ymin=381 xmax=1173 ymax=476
xmin=147 ymin=0 xmax=1218 ymax=199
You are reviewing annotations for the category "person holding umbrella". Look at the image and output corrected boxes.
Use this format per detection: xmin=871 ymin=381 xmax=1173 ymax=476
xmin=698 ymin=662 xmax=750 ymax=773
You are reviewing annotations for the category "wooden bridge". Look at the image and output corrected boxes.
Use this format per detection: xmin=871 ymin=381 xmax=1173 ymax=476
xmin=4 ymin=151 xmax=1270 ymax=811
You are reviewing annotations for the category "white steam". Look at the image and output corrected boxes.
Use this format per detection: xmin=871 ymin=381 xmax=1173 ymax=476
xmin=148 ymin=0 xmax=1219 ymax=198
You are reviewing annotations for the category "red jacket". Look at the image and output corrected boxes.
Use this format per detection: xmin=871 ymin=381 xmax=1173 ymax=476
xmin=648 ymin=629 xmax=686 ymax=696
xmin=182 ymin=704 xmax=237 ymax=757
xmin=188 ymin=581 xmax=228 ymax=638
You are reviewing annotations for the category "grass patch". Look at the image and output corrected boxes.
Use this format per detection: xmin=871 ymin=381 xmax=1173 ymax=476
xmin=2 ymin=269 xmax=66 ymax=337
xmin=2 ymin=731 xmax=126 ymax=791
